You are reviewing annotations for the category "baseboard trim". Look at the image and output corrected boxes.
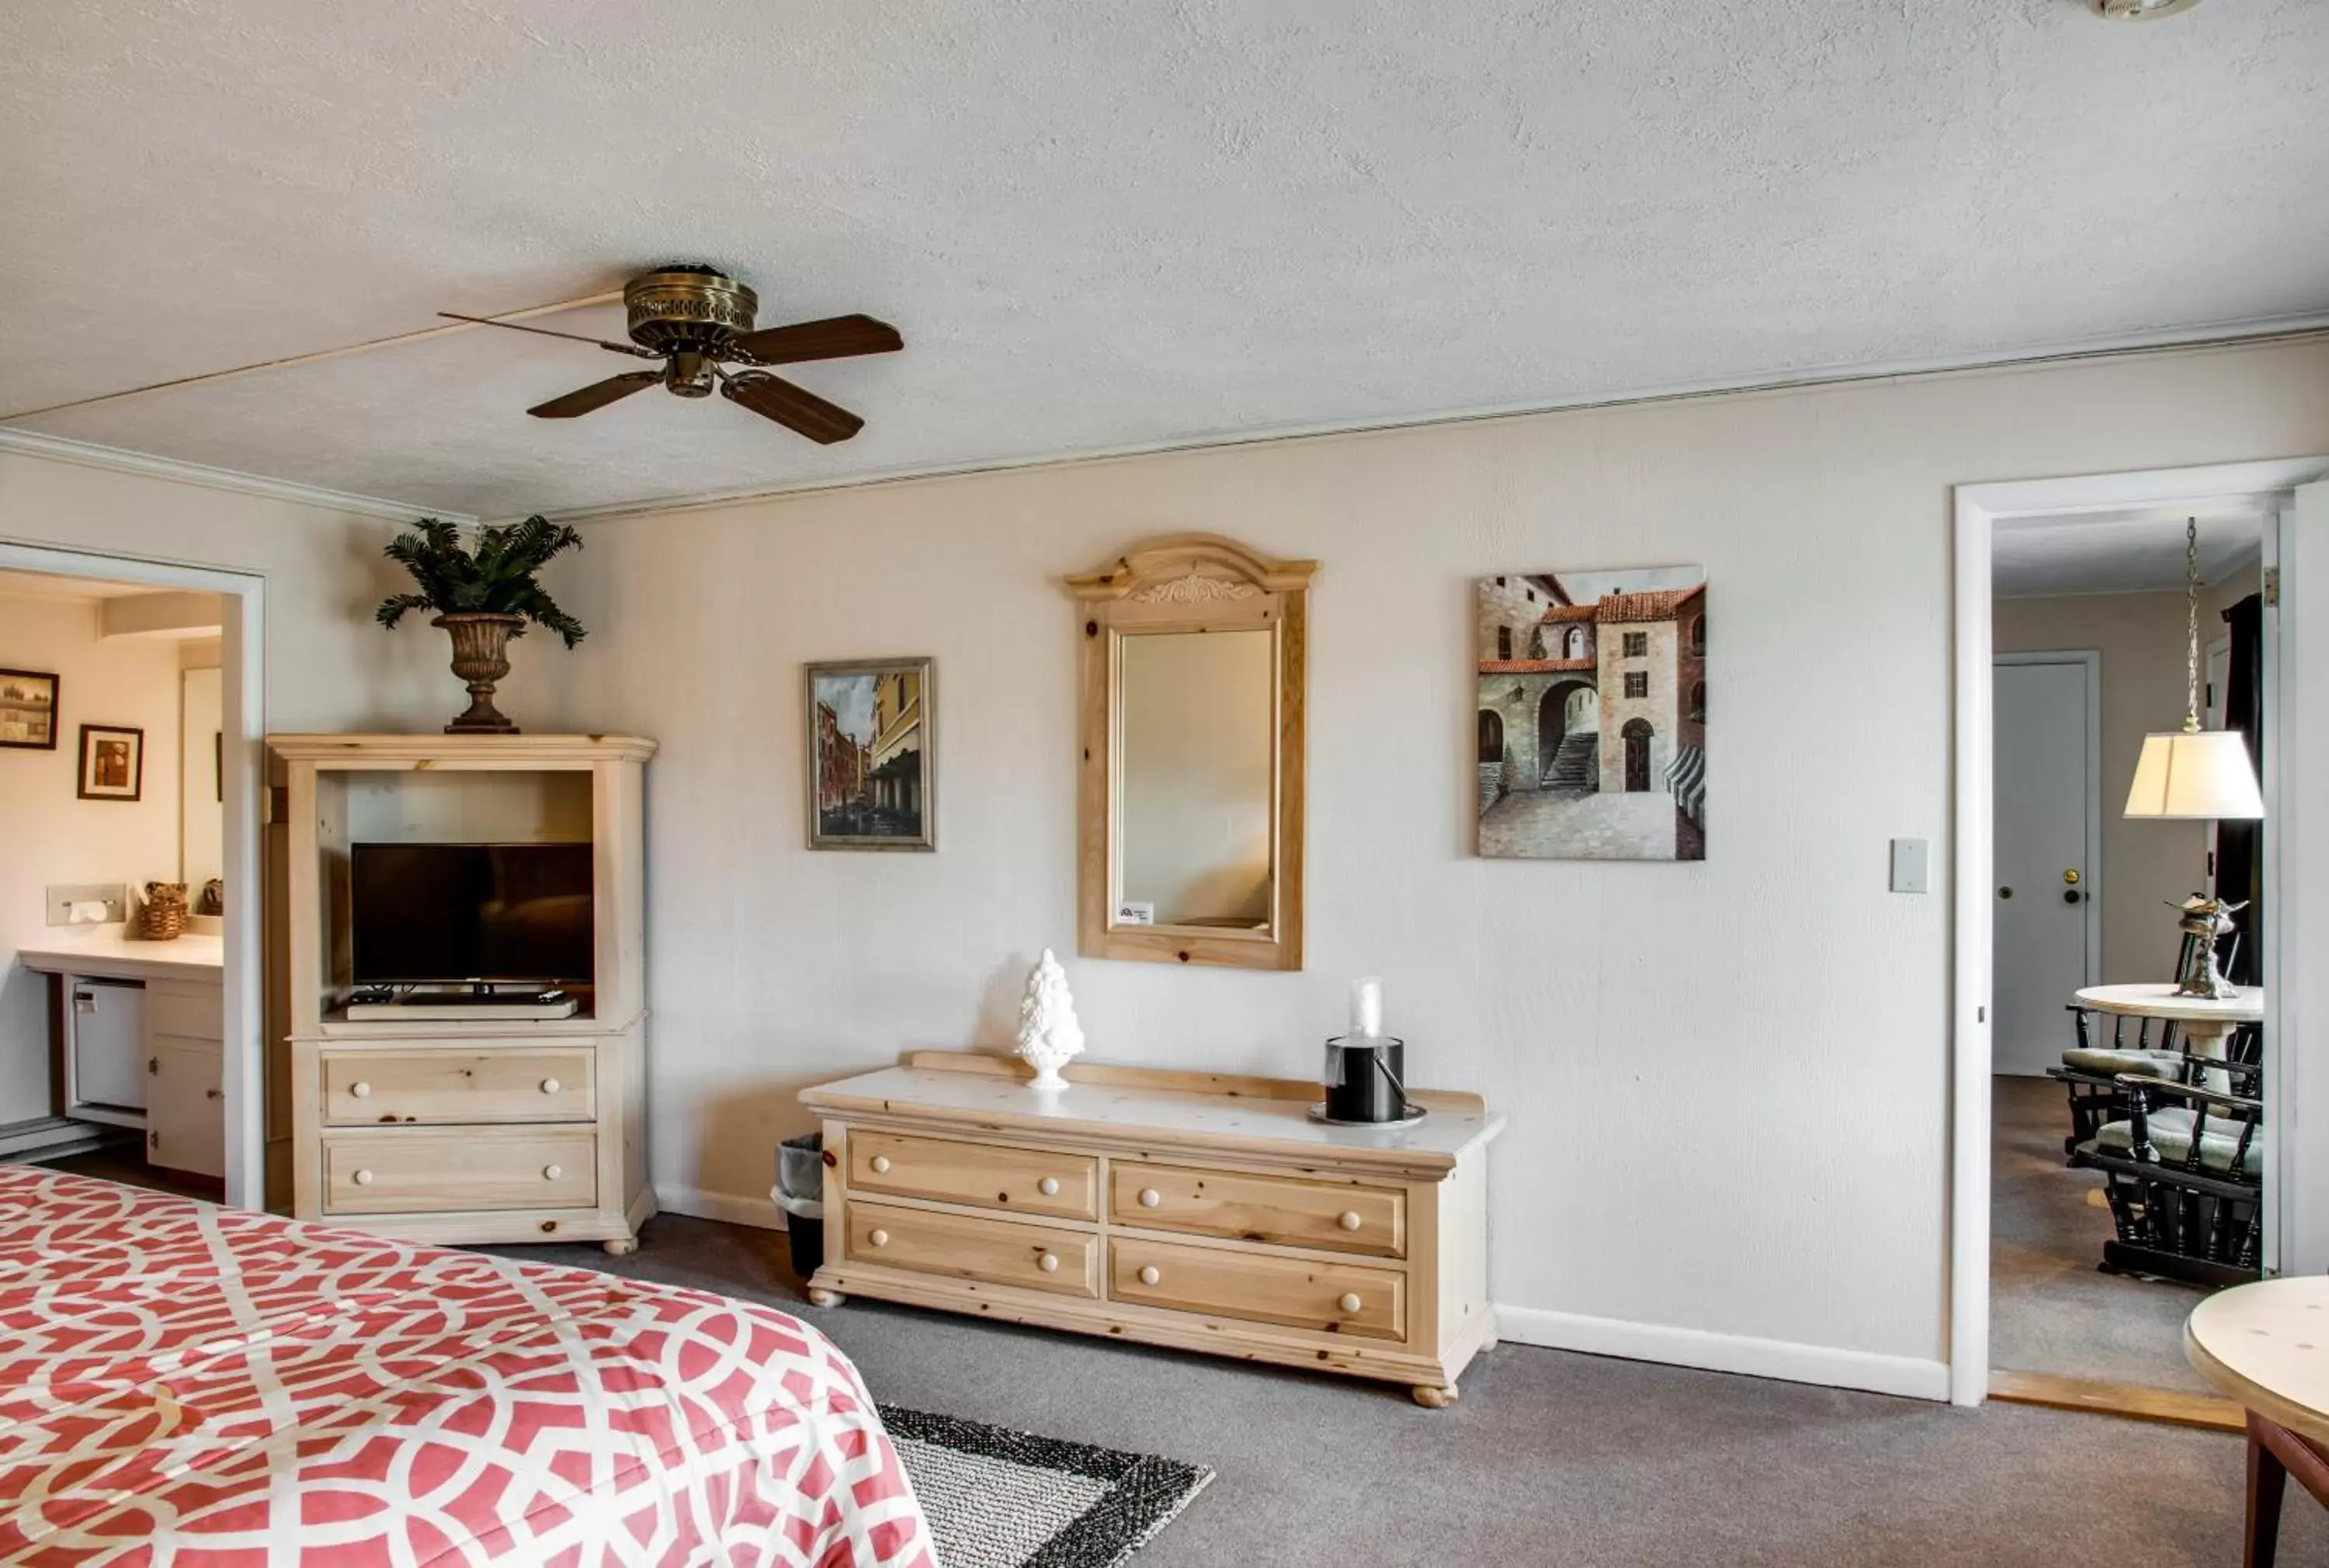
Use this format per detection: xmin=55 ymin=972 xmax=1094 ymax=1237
xmin=656 ymin=1183 xmax=786 ymax=1232
xmin=1987 ymin=1369 xmax=2244 ymax=1432
xmin=1493 ymin=1305 xmax=1951 ymax=1402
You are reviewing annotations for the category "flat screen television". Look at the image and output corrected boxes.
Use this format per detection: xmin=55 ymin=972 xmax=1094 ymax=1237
xmin=349 ymin=842 xmax=595 ymax=987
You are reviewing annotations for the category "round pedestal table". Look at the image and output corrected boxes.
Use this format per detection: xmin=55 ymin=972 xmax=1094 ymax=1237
xmin=2187 ymin=1277 xmax=2329 ymax=1568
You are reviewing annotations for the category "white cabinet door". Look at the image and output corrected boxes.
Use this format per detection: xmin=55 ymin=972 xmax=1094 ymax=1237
xmin=69 ymin=978 xmax=146 ymax=1111
xmin=149 ymin=1040 xmax=225 ymax=1179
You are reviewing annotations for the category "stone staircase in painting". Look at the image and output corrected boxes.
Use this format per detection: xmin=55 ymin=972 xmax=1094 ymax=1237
xmin=1543 ymin=732 xmax=1598 ymax=793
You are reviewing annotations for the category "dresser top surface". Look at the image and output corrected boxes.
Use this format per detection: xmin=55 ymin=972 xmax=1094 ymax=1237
xmin=801 ymin=1065 xmax=1504 ymax=1169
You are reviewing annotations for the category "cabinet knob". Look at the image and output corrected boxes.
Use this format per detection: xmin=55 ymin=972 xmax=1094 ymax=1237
xmin=206 ymin=1088 xmax=223 ymax=1101
xmin=352 ymin=1168 xmax=374 ymax=1186
xmin=1338 ymin=1210 xmax=1362 ymax=1232
xmin=540 ymin=1077 xmax=561 ymax=1094
xmin=1139 ymin=1188 xmax=1161 ymax=1209
xmin=1138 ymin=1264 xmax=1161 ymax=1286
xmin=1038 ymin=1176 xmax=1060 ymax=1196
xmin=870 ymin=1154 xmax=893 ymax=1174
xmin=350 ymin=1081 xmax=372 ymax=1098
xmin=869 ymin=1228 xmax=890 ymax=1248
xmin=1038 ymin=1252 xmax=1060 ymax=1273
xmin=1338 ymin=1292 xmax=1363 ymax=1314
xmin=542 ymin=1164 xmax=562 ymax=1181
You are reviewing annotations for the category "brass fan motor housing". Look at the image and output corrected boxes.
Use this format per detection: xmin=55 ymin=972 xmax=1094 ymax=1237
xmin=623 ymin=268 xmax=759 ymax=355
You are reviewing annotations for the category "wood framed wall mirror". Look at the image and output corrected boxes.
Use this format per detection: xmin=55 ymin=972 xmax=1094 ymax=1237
xmin=1067 ymin=534 xmax=1316 ymax=971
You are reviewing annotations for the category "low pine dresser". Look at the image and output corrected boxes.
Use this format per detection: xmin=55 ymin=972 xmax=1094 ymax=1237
xmin=800 ymin=1050 xmax=1504 ymax=1406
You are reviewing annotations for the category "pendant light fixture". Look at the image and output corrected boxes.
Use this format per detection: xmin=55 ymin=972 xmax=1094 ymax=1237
xmin=2122 ymin=518 xmax=2264 ymax=820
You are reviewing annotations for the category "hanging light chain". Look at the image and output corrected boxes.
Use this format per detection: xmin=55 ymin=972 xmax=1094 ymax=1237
xmin=2181 ymin=516 xmax=2201 ymax=734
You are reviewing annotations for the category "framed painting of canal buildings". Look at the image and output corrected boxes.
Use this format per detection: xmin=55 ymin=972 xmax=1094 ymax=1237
xmin=807 ymin=657 xmax=935 ymax=851
xmin=1476 ymin=568 xmax=1705 ymax=861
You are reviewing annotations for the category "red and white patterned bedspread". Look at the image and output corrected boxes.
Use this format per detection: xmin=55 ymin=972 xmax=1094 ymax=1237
xmin=0 ymin=1168 xmax=934 ymax=1566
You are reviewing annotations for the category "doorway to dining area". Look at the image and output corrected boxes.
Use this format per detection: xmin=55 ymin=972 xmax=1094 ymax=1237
xmin=1977 ymin=479 xmax=2282 ymax=1423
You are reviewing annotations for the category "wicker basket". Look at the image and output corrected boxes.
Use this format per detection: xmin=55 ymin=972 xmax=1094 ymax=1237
xmin=136 ymin=882 xmax=189 ymax=942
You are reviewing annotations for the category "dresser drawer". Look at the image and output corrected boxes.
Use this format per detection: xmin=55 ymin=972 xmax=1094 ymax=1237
xmin=322 ymin=1129 xmax=597 ymax=1215
xmin=321 ymin=1047 xmax=595 ymax=1126
xmin=1109 ymin=1237 xmax=1405 ymax=1341
xmin=845 ymin=1200 xmax=1096 ymax=1298
xmin=847 ymin=1130 xmax=1097 ymax=1221
xmin=1110 ymin=1162 xmax=1406 ymax=1258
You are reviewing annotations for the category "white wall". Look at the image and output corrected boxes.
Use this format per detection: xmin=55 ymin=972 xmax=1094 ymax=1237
xmin=0 ymin=591 xmax=185 ymax=1122
xmin=1994 ymin=578 xmax=2261 ymax=987
xmin=543 ymin=336 xmax=2329 ymax=1381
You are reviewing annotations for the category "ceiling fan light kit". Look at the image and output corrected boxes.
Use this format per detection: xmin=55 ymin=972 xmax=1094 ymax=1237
xmin=2088 ymin=0 xmax=2202 ymax=19
xmin=445 ymin=265 xmax=901 ymax=443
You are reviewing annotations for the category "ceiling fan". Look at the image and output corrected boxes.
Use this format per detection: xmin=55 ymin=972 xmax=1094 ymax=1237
xmin=443 ymin=266 xmax=901 ymax=444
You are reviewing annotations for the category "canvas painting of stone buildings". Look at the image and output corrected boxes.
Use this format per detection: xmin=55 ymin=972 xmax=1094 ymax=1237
xmin=1476 ymin=568 xmax=1705 ymax=861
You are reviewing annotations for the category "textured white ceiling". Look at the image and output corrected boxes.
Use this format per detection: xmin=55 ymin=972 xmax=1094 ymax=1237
xmin=4 ymin=0 xmax=2326 ymax=518
xmin=1992 ymin=503 xmax=2265 ymax=598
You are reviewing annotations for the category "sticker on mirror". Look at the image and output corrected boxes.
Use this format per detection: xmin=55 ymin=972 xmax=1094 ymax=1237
xmin=1116 ymin=902 xmax=1155 ymax=926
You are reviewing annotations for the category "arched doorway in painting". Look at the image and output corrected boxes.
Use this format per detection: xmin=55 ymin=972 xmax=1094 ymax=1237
xmin=1564 ymin=625 xmax=1588 ymax=659
xmin=1622 ymin=717 xmax=1654 ymax=793
xmin=1477 ymin=709 xmax=1504 ymax=764
xmin=1536 ymin=678 xmax=1597 ymax=784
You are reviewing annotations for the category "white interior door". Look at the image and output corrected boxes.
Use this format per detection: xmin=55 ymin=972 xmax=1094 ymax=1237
xmin=1992 ymin=656 xmax=2098 ymax=1076
xmin=2274 ymin=481 xmax=2326 ymax=1273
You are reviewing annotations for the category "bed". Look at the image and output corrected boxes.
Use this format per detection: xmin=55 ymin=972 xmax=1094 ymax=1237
xmin=0 ymin=1167 xmax=935 ymax=1566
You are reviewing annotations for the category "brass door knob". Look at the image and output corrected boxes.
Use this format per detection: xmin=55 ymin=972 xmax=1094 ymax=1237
xmin=1138 ymin=1264 xmax=1161 ymax=1285
xmin=2063 ymin=869 xmax=2081 ymax=885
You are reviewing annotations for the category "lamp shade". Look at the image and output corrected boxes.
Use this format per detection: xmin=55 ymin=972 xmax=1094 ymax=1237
xmin=2122 ymin=729 xmax=2265 ymax=820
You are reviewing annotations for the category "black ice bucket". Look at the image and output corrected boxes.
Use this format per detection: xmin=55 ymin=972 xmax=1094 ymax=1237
xmin=1321 ymin=1036 xmax=1412 ymax=1125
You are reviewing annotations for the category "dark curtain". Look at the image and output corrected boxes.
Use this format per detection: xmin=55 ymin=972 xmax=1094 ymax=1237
xmin=2216 ymin=592 xmax=2264 ymax=985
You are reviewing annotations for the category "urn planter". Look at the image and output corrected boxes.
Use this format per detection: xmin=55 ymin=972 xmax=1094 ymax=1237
xmin=433 ymin=612 xmax=528 ymax=734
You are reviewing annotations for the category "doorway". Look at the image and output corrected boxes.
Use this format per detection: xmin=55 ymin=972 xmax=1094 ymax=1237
xmin=0 ymin=539 xmax=266 ymax=1210
xmin=1621 ymin=719 xmax=1652 ymax=792
xmin=1950 ymin=456 xmax=2329 ymax=1414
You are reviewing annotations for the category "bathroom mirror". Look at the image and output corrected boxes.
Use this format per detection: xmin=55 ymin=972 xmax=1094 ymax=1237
xmin=1067 ymin=534 xmax=1315 ymax=970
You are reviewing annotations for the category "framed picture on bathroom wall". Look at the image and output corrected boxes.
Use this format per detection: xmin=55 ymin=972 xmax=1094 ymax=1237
xmin=0 ymin=668 xmax=59 ymax=750
xmin=804 ymin=657 xmax=935 ymax=851
xmin=77 ymin=724 xmax=144 ymax=801
xmin=1475 ymin=567 xmax=1705 ymax=862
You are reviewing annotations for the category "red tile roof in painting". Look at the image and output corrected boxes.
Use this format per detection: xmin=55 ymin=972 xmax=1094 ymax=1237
xmin=1595 ymin=583 xmax=1705 ymax=624
xmin=1477 ymin=657 xmax=1596 ymax=674
xmin=1539 ymin=603 xmax=1598 ymax=623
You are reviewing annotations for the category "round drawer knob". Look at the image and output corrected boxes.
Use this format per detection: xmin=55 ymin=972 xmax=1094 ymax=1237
xmin=540 ymin=1077 xmax=561 ymax=1094
xmin=1138 ymin=1264 xmax=1161 ymax=1286
xmin=1338 ymin=1292 xmax=1363 ymax=1314
xmin=1038 ymin=1176 xmax=1060 ymax=1196
xmin=542 ymin=1164 xmax=562 ymax=1181
xmin=870 ymin=1155 xmax=893 ymax=1174
xmin=352 ymin=1168 xmax=374 ymax=1186
xmin=350 ymin=1081 xmax=372 ymax=1099
xmin=1338 ymin=1211 xmax=1362 ymax=1232
xmin=1039 ymin=1252 xmax=1060 ymax=1273
xmin=1139 ymin=1188 xmax=1161 ymax=1209
xmin=869 ymin=1228 xmax=890 ymax=1248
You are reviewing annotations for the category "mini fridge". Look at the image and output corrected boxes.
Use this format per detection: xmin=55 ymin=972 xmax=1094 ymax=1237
xmin=69 ymin=977 xmax=146 ymax=1113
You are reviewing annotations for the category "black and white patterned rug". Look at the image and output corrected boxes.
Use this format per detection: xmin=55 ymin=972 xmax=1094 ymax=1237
xmin=881 ymin=1407 xmax=1213 ymax=1568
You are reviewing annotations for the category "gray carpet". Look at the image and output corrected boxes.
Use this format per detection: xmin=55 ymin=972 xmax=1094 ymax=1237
xmin=492 ymin=1215 xmax=2327 ymax=1568
xmin=1989 ymin=1074 xmax=2219 ymax=1394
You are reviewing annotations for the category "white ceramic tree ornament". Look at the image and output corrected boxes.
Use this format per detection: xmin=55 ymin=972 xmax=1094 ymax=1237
xmin=1015 ymin=949 xmax=1085 ymax=1091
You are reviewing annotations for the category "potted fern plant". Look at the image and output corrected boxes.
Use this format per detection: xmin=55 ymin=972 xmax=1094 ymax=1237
xmin=375 ymin=516 xmax=586 ymax=734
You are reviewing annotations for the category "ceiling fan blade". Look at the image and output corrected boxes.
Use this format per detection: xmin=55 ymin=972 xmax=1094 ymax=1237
xmin=439 ymin=312 xmax=659 ymax=360
xmin=727 ymin=314 xmax=903 ymax=366
xmin=527 ymin=371 xmax=662 ymax=418
xmin=720 ymin=371 xmax=866 ymax=443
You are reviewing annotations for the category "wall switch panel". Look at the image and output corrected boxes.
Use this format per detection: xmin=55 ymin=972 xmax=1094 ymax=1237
xmin=1889 ymin=839 xmax=1929 ymax=895
xmin=46 ymin=884 xmax=127 ymax=926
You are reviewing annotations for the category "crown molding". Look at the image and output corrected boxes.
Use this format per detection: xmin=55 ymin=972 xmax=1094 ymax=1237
xmin=510 ymin=315 xmax=2329 ymax=527
xmin=0 ymin=428 xmax=464 ymax=524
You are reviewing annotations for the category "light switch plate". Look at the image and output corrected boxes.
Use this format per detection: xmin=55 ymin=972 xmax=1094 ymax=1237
xmin=46 ymin=883 xmax=127 ymax=925
xmin=1889 ymin=839 xmax=1929 ymax=894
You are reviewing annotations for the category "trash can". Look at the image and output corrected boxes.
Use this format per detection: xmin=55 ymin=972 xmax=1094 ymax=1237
xmin=774 ymin=1133 xmax=826 ymax=1281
